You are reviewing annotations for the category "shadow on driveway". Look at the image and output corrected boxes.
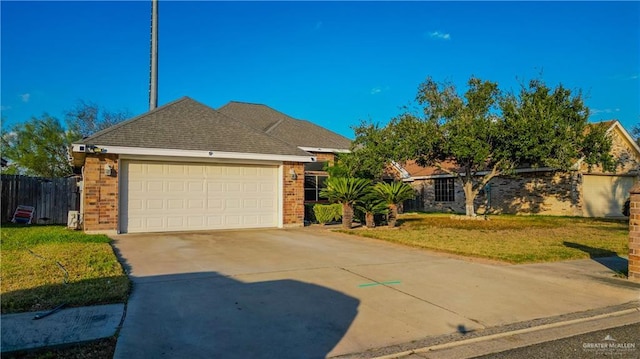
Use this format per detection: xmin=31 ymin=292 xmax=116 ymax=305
xmin=115 ymin=272 xmax=359 ymax=359
xmin=563 ymin=241 xmax=628 ymax=273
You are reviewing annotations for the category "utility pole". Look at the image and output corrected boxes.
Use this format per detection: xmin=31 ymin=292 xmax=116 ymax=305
xmin=149 ymin=0 xmax=158 ymax=110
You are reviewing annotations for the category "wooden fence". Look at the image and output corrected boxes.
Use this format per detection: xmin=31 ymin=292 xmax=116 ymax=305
xmin=1 ymin=175 xmax=80 ymax=224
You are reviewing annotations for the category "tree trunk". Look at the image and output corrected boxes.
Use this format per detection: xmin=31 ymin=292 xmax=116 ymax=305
xmin=388 ymin=204 xmax=398 ymax=228
xmin=365 ymin=212 xmax=375 ymax=228
xmin=342 ymin=203 xmax=354 ymax=229
xmin=462 ymin=181 xmax=477 ymax=217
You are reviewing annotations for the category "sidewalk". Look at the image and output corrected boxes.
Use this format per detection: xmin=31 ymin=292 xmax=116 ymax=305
xmin=1 ymin=304 xmax=124 ymax=354
xmin=333 ymin=302 xmax=640 ymax=358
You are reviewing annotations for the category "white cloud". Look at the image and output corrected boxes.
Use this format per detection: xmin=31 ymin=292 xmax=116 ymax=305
xmin=370 ymin=87 xmax=382 ymax=95
xmin=315 ymin=21 xmax=323 ymax=30
xmin=428 ymin=31 xmax=451 ymax=40
xmin=0 ymin=105 xmax=11 ymax=111
xmin=591 ymin=108 xmax=620 ymax=115
xmin=20 ymin=93 xmax=30 ymax=103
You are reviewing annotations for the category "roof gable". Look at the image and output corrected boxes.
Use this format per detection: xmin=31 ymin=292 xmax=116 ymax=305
xmin=82 ymin=97 xmax=310 ymax=157
xmin=218 ymin=101 xmax=352 ymax=150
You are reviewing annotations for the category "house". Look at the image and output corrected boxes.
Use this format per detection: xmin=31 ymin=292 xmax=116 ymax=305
xmin=397 ymin=120 xmax=640 ymax=218
xmin=70 ymin=97 xmax=350 ymax=233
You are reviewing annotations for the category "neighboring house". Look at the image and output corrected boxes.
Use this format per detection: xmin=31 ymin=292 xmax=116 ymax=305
xmin=397 ymin=120 xmax=640 ymax=218
xmin=70 ymin=97 xmax=350 ymax=233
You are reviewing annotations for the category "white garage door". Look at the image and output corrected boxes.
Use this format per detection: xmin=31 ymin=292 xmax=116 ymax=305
xmin=582 ymin=175 xmax=635 ymax=218
xmin=121 ymin=160 xmax=279 ymax=233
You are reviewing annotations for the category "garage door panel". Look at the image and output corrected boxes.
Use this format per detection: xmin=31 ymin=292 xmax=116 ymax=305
xmin=167 ymin=181 xmax=185 ymax=192
xmin=147 ymin=181 xmax=164 ymax=192
xmin=583 ymin=175 xmax=635 ymax=217
xmin=227 ymin=183 xmax=242 ymax=192
xmin=187 ymin=199 xmax=205 ymax=209
xmin=167 ymin=199 xmax=184 ymax=210
xmin=208 ymin=200 xmax=223 ymax=210
xmin=225 ymin=199 xmax=241 ymax=209
xmin=122 ymin=161 xmax=279 ymax=233
xmin=167 ymin=217 xmax=185 ymax=228
xmin=145 ymin=217 xmax=164 ymax=229
xmin=243 ymin=199 xmax=258 ymax=209
xmin=146 ymin=165 xmax=164 ymax=176
xmin=147 ymin=199 xmax=164 ymax=210
xmin=187 ymin=182 xmax=204 ymax=192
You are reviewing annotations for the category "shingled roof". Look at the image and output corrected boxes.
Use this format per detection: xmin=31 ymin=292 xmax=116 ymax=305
xmin=82 ymin=97 xmax=310 ymax=157
xmin=218 ymin=101 xmax=351 ymax=150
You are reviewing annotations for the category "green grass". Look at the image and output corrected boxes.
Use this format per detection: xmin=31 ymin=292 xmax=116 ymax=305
xmin=339 ymin=213 xmax=629 ymax=264
xmin=1 ymin=225 xmax=130 ymax=314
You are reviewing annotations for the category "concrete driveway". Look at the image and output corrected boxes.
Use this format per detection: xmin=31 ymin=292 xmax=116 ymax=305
xmin=111 ymin=228 xmax=639 ymax=358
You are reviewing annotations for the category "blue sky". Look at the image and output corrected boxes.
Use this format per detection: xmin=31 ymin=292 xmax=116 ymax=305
xmin=2 ymin=1 xmax=639 ymax=139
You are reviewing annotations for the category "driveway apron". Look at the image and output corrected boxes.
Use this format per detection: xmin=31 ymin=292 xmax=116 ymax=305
xmin=111 ymin=228 xmax=639 ymax=358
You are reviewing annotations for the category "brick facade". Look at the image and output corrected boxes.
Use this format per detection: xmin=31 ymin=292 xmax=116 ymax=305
xmin=629 ymin=184 xmax=640 ymax=282
xmin=313 ymin=152 xmax=337 ymax=164
xmin=409 ymin=172 xmax=577 ymax=215
xmin=82 ymin=154 xmax=119 ymax=232
xmin=406 ymin=124 xmax=639 ymax=217
xmin=282 ymin=162 xmax=305 ymax=226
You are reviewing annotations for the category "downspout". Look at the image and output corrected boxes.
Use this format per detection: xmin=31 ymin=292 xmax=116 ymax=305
xmin=79 ymin=165 xmax=85 ymax=229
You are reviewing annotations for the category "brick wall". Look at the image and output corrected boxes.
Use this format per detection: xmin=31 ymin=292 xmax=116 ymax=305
xmin=83 ymin=154 xmax=119 ymax=232
xmin=629 ymin=184 xmax=640 ymax=282
xmin=478 ymin=171 xmax=580 ymax=216
xmin=410 ymin=171 xmax=581 ymax=216
xmin=283 ymin=162 xmax=304 ymax=226
xmin=313 ymin=152 xmax=336 ymax=164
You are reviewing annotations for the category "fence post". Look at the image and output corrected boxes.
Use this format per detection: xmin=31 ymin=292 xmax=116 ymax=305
xmin=629 ymin=183 xmax=640 ymax=282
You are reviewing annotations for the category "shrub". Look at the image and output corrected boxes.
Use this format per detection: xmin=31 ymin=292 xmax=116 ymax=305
xmin=313 ymin=203 xmax=342 ymax=225
xmin=623 ymin=198 xmax=630 ymax=217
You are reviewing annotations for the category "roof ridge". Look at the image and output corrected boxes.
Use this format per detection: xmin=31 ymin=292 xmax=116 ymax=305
xmin=265 ymin=118 xmax=285 ymax=134
xmin=81 ymin=96 xmax=192 ymax=143
xmin=213 ymin=106 xmax=313 ymax=156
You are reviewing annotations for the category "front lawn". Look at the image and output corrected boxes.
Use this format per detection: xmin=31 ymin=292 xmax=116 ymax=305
xmin=1 ymin=225 xmax=130 ymax=314
xmin=340 ymin=213 xmax=628 ymax=264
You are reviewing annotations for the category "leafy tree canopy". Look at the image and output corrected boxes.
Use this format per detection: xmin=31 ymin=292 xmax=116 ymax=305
xmin=1 ymin=115 xmax=76 ymax=177
xmin=1 ymin=101 xmax=130 ymax=177
xmin=352 ymin=76 xmax=615 ymax=216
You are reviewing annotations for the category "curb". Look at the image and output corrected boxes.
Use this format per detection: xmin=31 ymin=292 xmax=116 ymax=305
xmin=372 ymin=307 xmax=640 ymax=359
xmin=0 ymin=304 xmax=126 ymax=354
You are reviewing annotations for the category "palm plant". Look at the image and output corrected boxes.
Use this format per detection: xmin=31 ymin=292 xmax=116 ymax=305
xmin=320 ymin=177 xmax=371 ymax=229
xmin=373 ymin=181 xmax=416 ymax=228
xmin=356 ymin=193 xmax=388 ymax=228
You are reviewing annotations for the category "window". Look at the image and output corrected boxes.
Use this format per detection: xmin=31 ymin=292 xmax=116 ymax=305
xmin=435 ymin=178 xmax=455 ymax=202
xmin=305 ymin=175 xmax=328 ymax=202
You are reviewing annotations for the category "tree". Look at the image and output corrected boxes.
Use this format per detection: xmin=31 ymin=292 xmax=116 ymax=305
xmin=353 ymin=76 xmax=615 ymax=216
xmin=355 ymin=193 xmax=388 ymax=228
xmin=320 ymin=177 xmax=371 ymax=229
xmin=65 ymin=100 xmax=131 ymax=139
xmin=1 ymin=115 xmax=76 ymax=177
xmin=1 ymin=101 xmax=130 ymax=177
xmin=342 ymin=122 xmax=396 ymax=180
xmin=372 ymin=181 xmax=415 ymax=228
